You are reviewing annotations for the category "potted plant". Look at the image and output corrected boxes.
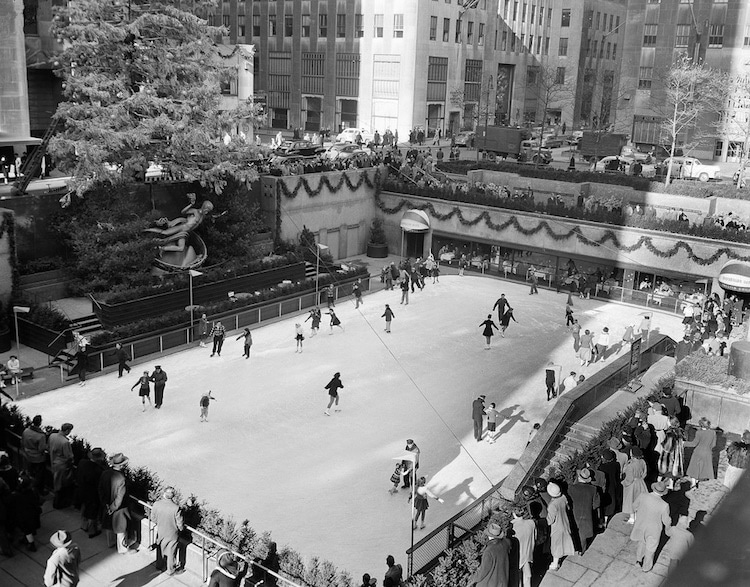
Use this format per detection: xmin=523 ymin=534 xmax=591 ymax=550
xmin=366 ymin=217 xmax=388 ymax=258
xmin=0 ymin=301 xmax=11 ymax=353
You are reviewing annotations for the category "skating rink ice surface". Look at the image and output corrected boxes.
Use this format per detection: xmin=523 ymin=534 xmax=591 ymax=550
xmin=18 ymin=276 xmax=684 ymax=579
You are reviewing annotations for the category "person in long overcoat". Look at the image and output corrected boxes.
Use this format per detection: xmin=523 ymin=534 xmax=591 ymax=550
xmin=546 ymin=482 xmax=576 ymax=570
xmin=511 ymin=506 xmax=536 ymax=587
xmin=151 ymin=487 xmax=184 ymax=574
xmin=598 ymin=449 xmax=621 ymax=525
xmin=49 ymin=423 xmax=75 ymax=509
xmin=622 ymin=447 xmax=648 ymax=522
xmin=98 ymin=453 xmax=131 ymax=554
xmin=75 ymin=448 xmax=106 ymax=537
xmin=8 ymin=474 xmax=41 ymax=551
xmin=568 ymin=469 xmax=600 ymax=554
xmin=630 ymin=481 xmax=672 ymax=572
xmin=207 ymin=551 xmax=248 ymax=587
xmin=471 ymin=522 xmax=511 ymax=587
xmin=685 ymin=417 xmax=717 ymax=486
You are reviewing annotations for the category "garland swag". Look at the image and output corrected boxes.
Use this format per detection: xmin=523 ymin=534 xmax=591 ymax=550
xmin=277 ymin=168 xmax=383 ymax=199
xmin=375 ymin=193 xmax=750 ymax=267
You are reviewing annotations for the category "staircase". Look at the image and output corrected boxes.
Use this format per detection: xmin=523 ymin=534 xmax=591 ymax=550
xmin=48 ymin=314 xmax=103 ymax=380
xmin=14 ymin=119 xmax=59 ymax=194
xmin=541 ymin=422 xmax=601 ymax=478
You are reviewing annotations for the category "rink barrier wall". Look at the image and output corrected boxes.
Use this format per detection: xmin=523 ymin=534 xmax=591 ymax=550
xmin=63 ymin=274 xmax=370 ymax=379
xmin=405 ymin=334 xmax=676 ymax=577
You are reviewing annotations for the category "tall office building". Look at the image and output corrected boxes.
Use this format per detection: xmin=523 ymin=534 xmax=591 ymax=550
xmin=617 ymin=0 xmax=750 ymax=162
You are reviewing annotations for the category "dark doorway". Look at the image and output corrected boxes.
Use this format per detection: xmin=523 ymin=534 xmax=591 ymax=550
xmin=404 ymin=232 xmax=425 ymax=259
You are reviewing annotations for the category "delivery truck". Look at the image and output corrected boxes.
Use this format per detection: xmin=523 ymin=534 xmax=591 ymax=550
xmin=475 ymin=126 xmax=552 ymax=164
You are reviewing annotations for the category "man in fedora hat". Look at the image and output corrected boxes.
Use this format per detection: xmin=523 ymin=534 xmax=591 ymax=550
xmin=44 ymin=530 xmax=80 ymax=587
xmin=568 ymin=468 xmax=600 ymax=554
xmin=49 ymin=423 xmax=75 ymax=509
xmin=470 ymin=522 xmax=511 ymax=587
xmin=724 ymin=430 xmax=750 ymax=489
xmin=152 ymin=487 xmax=184 ymax=575
xmin=76 ymin=447 xmax=107 ymax=538
xmin=208 ymin=551 xmax=247 ymax=586
xmin=21 ymin=414 xmax=47 ymax=495
xmin=150 ymin=365 xmax=168 ymax=409
xmin=630 ymin=480 xmax=672 ymax=572
xmin=98 ymin=453 xmax=134 ymax=554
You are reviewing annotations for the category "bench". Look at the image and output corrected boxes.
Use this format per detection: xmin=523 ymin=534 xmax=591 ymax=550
xmin=1 ymin=367 xmax=34 ymax=384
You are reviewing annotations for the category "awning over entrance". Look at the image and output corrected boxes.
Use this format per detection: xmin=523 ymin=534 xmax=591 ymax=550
xmin=0 ymin=132 xmax=42 ymax=147
xmin=400 ymin=209 xmax=430 ymax=233
xmin=719 ymin=261 xmax=750 ymax=293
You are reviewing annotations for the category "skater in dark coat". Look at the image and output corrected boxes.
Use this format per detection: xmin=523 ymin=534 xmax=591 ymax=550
xmin=235 ymin=328 xmax=252 ymax=358
xmin=499 ymin=307 xmax=517 ymax=336
xmin=131 ymin=371 xmax=153 ymax=411
xmin=382 ymin=305 xmax=395 ymax=333
xmin=324 ymin=372 xmax=344 ymax=415
xmin=326 ymin=309 xmax=344 ymax=334
xmin=115 ymin=343 xmax=131 ymax=378
xmin=305 ymin=307 xmax=322 ymax=336
xmin=150 ymin=365 xmax=168 ymax=409
xmin=492 ymin=294 xmax=509 ymax=322
xmin=479 ymin=315 xmax=498 ymax=349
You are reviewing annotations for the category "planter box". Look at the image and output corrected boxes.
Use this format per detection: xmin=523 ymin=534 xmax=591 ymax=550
xmin=367 ymin=243 xmax=388 ymax=258
xmin=675 ymin=377 xmax=750 ymax=434
xmin=16 ymin=317 xmax=70 ymax=356
xmin=92 ymin=263 xmax=306 ymax=328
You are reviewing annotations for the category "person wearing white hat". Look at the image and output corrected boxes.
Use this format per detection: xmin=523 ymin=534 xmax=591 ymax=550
xmin=470 ymin=522 xmax=510 ymax=587
xmin=630 ymin=480 xmax=671 ymax=572
xmin=44 ymin=530 xmax=80 ymax=587
xmin=546 ymin=482 xmax=576 ymax=571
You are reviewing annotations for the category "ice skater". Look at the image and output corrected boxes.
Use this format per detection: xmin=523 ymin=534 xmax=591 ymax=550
xmin=382 ymin=304 xmax=395 ymax=333
xmin=131 ymin=371 xmax=152 ymax=411
xmin=326 ymin=284 xmax=335 ymax=308
xmin=400 ymin=278 xmax=409 ymax=305
xmin=295 ymin=323 xmax=305 ymax=352
xmin=479 ymin=314 xmax=499 ymax=349
xmin=545 ymin=362 xmax=560 ymax=401
xmin=198 ymin=314 xmax=209 ymax=347
xmin=484 ymin=402 xmax=501 ymax=443
xmin=199 ymin=390 xmax=216 ymax=422
xmin=432 ymin=263 xmax=440 ymax=284
xmin=353 ymin=279 xmax=363 ymax=308
xmin=408 ymin=477 xmax=444 ymax=530
xmin=150 ymin=365 xmax=168 ymax=409
xmin=324 ymin=372 xmax=344 ymax=415
xmin=565 ymin=305 xmax=575 ymax=328
xmin=236 ymin=327 xmax=252 ymax=358
xmin=499 ymin=306 xmax=517 ymax=337
xmin=209 ymin=321 xmax=226 ymax=356
xmin=115 ymin=343 xmax=131 ymax=378
xmin=306 ymin=307 xmax=322 ymax=336
xmin=326 ymin=309 xmax=344 ymax=334
xmin=493 ymin=293 xmax=509 ymax=322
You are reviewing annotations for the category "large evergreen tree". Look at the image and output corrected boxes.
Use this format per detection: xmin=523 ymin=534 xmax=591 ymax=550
xmin=49 ymin=0 xmax=260 ymax=197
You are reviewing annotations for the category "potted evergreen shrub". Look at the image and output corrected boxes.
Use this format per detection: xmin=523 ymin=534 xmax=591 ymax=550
xmin=366 ymin=218 xmax=388 ymax=258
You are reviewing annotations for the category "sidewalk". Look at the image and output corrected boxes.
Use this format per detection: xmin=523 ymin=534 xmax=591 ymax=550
xmin=0 ymin=498 xmax=203 ymax=587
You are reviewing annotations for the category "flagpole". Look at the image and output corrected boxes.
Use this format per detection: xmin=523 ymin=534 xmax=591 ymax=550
xmin=410 ymin=467 xmax=416 ymax=575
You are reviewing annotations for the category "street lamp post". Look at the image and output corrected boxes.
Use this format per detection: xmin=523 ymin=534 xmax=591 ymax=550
xmin=315 ymin=243 xmax=330 ymax=304
xmin=188 ymin=269 xmax=203 ymax=341
xmin=12 ymin=306 xmax=31 ymax=399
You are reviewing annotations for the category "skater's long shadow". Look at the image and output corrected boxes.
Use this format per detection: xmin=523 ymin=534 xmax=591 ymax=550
xmin=496 ymin=405 xmax=529 ymax=437
xmin=439 ymin=476 xmax=477 ymax=506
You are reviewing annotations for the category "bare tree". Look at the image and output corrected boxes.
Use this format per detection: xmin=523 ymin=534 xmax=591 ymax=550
xmin=527 ymin=64 xmax=573 ymax=168
xmin=658 ymin=54 xmax=716 ymax=184
xmin=713 ymin=73 xmax=750 ymax=188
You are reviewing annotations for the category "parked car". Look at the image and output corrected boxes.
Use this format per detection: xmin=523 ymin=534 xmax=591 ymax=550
xmin=335 ymin=128 xmax=374 ymax=144
xmin=661 ymin=156 xmax=721 ymax=182
xmin=593 ymin=156 xmax=657 ymax=177
xmin=275 ymin=140 xmax=324 ymax=157
xmin=541 ymin=134 xmax=565 ymax=148
xmin=324 ymin=143 xmax=371 ymax=161
xmin=453 ymin=131 xmax=475 ymax=147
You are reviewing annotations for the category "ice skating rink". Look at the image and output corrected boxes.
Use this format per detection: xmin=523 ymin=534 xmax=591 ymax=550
xmin=18 ymin=276 xmax=684 ymax=578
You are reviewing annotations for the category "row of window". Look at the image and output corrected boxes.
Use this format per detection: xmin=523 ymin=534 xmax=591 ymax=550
xmin=584 ymin=39 xmax=618 ymax=60
xmin=645 ymin=23 xmax=725 ymax=48
xmin=429 ymin=17 xmax=485 ymax=45
xmin=222 ymin=13 xmax=404 ymax=39
xmin=496 ymin=29 xmax=550 ymax=55
xmin=501 ymin=1 xmax=553 ymax=27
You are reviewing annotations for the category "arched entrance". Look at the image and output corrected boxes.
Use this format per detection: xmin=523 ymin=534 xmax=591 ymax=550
xmin=400 ymin=210 xmax=430 ymax=259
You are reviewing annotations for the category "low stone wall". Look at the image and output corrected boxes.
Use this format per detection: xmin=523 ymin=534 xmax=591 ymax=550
xmin=675 ymin=378 xmax=750 ymax=434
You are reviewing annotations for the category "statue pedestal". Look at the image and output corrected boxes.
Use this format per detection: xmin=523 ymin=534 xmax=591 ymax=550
xmin=729 ymin=341 xmax=750 ymax=380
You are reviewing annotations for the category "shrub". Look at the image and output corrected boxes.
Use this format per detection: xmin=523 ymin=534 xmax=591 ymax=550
xmin=675 ymin=351 xmax=750 ymax=395
xmin=369 ymin=217 xmax=387 ymax=245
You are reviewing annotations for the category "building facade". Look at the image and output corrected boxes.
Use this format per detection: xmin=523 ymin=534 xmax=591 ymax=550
xmin=617 ymin=0 xmax=750 ymax=162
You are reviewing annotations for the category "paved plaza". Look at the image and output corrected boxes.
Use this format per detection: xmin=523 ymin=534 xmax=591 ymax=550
xmin=16 ymin=275 xmax=684 ymax=579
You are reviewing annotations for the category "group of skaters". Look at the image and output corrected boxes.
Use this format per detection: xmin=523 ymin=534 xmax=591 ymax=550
xmin=674 ymin=292 xmax=739 ymax=360
xmin=380 ymin=256 xmax=440 ymax=307
xmin=470 ymin=385 xmax=750 ymax=585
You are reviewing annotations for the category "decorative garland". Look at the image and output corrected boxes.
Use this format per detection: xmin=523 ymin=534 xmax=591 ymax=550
xmin=278 ymin=167 xmax=383 ymax=199
xmin=375 ymin=193 xmax=750 ymax=267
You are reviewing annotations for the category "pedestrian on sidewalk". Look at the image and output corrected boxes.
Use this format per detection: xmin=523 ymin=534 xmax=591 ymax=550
xmin=598 ymin=449 xmax=621 ymax=527
xmin=150 ymin=365 xmax=168 ymax=409
xmin=49 ymin=423 xmax=75 ymax=509
xmin=568 ymin=468 xmax=599 ymax=555
xmin=623 ymin=446 xmax=648 ymax=524
xmin=324 ymin=372 xmax=344 ymax=415
xmin=661 ymin=514 xmax=694 ymax=572
xmin=198 ymin=314 xmax=209 ymax=347
xmin=199 ymin=391 xmax=216 ymax=422
xmin=115 ymin=343 xmax=131 ymax=378
xmin=382 ymin=304 xmax=395 ymax=333
xmin=408 ymin=476 xmax=444 ymax=530
xmin=472 ymin=395 xmax=486 ymax=442
xmin=207 ymin=551 xmax=247 ymax=587
xmin=305 ymin=307 xmax=322 ymax=336
xmin=326 ymin=309 xmax=345 ymax=334
xmin=384 ymin=555 xmax=404 ymax=587
xmin=43 ymin=530 xmax=80 ymax=587
xmin=294 ymin=323 xmax=305 ymax=352
xmin=99 ymin=453 xmax=133 ymax=554
xmin=561 ymin=371 xmax=578 ymax=394
xmin=499 ymin=306 xmax=517 ymax=337
xmin=479 ymin=314 xmax=499 ymax=350
xmin=484 ymin=403 xmax=501 ymax=443
xmin=353 ymin=279 xmax=363 ymax=308
xmin=9 ymin=473 xmax=41 ymax=552
xmin=723 ymin=430 xmax=750 ymax=489
xmin=596 ymin=327 xmax=610 ymax=362
xmin=630 ymin=480 xmax=671 ymax=572
xmin=152 ymin=486 xmax=184 ymax=575
xmin=684 ymin=417 xmax=716 ymax=488
xmin=75 ymin=447 xmax=106 ymax=538
xmin=546 ymin=482 xmax=576 ymax=571
xmin=236 ymin=328 xmax=252 ymax=358
xmin=131 ymin=371 xmax=153 ymax=411
xmin=209 ymin=321 xmax=226 ymax=356
xmin=470 ymin=522 xmax=510 ymax=587
xmin=21 ymin=414 xmax=47 ymax=496
xmin=578 ymin=330 xmax=594 ymax=366
xmin=545 ymin=363 xmax=559 ymax=401
xmin=511 ymin=506 xmax=536 ymax=587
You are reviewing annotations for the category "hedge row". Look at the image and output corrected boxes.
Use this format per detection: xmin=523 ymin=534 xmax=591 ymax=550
xmin=437 ymin=161 xmax=746 ymax=199
xmin=382 ymin=178 xmax=750 ymax=244
xmin=90 ymin=266 xmax=369 ymax=346
xmin=0 ymin=404 xmax=353 ymax=587
xmin=674 ymin=351 xmax=750 ymax=395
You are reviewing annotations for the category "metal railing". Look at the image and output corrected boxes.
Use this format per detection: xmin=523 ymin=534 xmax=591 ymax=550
xmin=131 ymin=496 xmax=303 ymax=587
xmin=405 ymin=334 xmax=676 ymax=577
